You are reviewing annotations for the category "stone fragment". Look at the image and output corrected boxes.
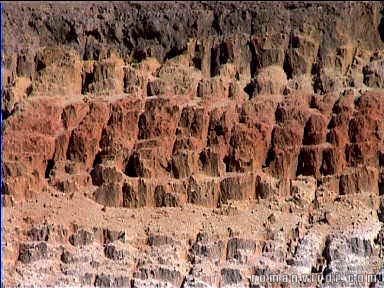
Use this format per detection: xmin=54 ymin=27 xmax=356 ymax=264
xmin=18 ymin=242 xmax=48 ymax=263
xmin=302 ymin=114 xmax=328 ymax=145
xmin=339 ymin=167 xmax=379 ymax=195
xmin=219 ymin=173 xmax=255 ymax=204
xmin=27 ymin=224 xmax=51 ymax=241
xmin=220 ymin=268 xmax=243 ymax=286
xmin=60 ymin=249 xmax=75 ymax=264
xmin=226 ymin=238 xmax=257 ymax=263
xmin=104 ymin=244 xmax=125 ymax=261
xmin=93 ymin=182 xmax=123 ymax=207
xmin=69 ymin=229 xmax=94 ymax=247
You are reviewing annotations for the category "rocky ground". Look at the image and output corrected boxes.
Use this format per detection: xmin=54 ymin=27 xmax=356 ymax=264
xmin=3 ymin=2 xmax=384 ymax=287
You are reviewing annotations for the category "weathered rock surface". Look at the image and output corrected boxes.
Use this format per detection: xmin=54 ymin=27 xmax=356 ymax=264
xmin=4 ymin=2 xmax=384 ymax=288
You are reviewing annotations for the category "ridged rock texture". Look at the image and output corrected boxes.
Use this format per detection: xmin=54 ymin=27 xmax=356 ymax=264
xmin=3 ymin=2 xmax=384 ymax=287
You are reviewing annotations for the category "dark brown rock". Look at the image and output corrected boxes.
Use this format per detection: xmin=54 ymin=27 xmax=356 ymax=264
xmin=148 ymin=234 xmax=176 ymax=247
xmin=104 ymin=244 xmax=125 ymax=261
xmin=27 ymin=224 xmax=51 ymax=242
xmin=219 ymin=173 xmax=255 ymax=204
xmin=61 ymin=250 xmax=75 ymax=264
xmin=226 ymin=238 xmax=257 ymax=263
xmin=303 ymin=114 xmax=328 ymax=145
xmin=18 ymin=242 xmax=48 ymax=263
xmin=187 ymin=176 xmax=220 ymax=207
xmin=221 ymin=268 xmax=243 ymax=285
xmin=93 ymin=182 xmax=123 ymax=207
xmin=69 ymin=229 xmax=94 ymax=247
xmin=122 ymin=179 xmax=148 ymax=208
xmin=91 ymin=164 xmax=123 ymax=186
xmin=339 ymin=167 xmax=379 ymax=195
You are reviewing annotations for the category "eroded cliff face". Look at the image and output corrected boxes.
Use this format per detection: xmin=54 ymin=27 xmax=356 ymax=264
xmin=3 ymin=2 xmax=384 ymax=287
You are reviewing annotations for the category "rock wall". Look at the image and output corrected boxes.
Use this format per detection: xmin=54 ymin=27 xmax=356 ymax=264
xmin=3 ymin=2 xmax=384 ymax=288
